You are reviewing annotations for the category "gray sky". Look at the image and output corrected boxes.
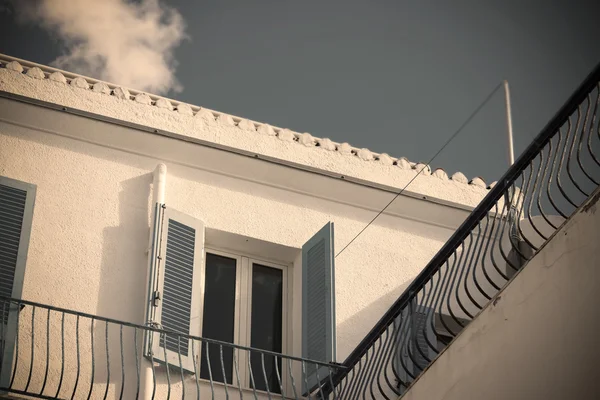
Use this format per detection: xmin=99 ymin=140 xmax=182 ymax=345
xmin=1 ymin=0 xmax=599 ymax=184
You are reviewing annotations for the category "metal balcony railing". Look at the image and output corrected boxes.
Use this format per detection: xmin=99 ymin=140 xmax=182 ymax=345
xmin=0 ymin=297 xmax=344 ymax=399
xmin=323 ymin=63 xmax=600 ymax=399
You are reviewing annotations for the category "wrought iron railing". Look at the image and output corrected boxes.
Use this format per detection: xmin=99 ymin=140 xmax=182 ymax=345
xmin=0 ymin=297 xmax=344 ymax=399
xmin=324 ymin=63 xmax=600 ymax=399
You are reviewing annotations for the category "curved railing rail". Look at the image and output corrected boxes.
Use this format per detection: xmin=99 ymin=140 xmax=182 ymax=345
xmin=0 ymin=297 xmax=344 ymax=399
xmin=325 ymin=62 xmax=600 ymax=399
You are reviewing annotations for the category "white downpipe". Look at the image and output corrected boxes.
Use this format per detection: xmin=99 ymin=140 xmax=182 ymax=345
xmin=154 ymin=163 xmax=167 ymax=204
xmin=141 ymin=163 xmax=167 ymax=400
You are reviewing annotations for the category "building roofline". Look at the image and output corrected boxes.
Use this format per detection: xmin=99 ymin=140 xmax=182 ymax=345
xmin=0 ymin=89 xmax=478 ymax=213
xmin=0 ymin=54 xmax=493 ymax=207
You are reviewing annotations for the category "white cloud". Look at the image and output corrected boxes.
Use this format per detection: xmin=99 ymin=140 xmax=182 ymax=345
xmin=19 ymin=0 xmax=186 ymax=94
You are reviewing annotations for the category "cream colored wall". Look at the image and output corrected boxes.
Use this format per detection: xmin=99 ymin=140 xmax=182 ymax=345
xmin=403 ymin=189 xmax=600 ymax=400
xmin=0 ymin=115 xmax=474 ymax=398
xmin=0 ymin=58 xmax=494 ymax=397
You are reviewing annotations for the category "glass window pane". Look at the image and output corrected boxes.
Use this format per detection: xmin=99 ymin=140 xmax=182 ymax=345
xmin=200 ymin=253 xmax=237 ymax=384
xmin=250 ymin=264 xmax=283 ymax=393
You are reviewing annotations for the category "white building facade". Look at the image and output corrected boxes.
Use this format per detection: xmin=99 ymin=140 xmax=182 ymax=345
xmin=0 ymin=55 xmax=490 ymax=399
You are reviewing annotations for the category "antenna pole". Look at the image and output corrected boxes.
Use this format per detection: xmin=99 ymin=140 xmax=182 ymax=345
xmin=504 ymin=80 xmax=515 ymax=166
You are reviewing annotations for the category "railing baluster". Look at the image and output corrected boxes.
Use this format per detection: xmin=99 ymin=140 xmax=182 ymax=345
xmin=586 ymin=85 xmax=600 ymax=167
xmin=435 ymin=256 xmax=459 ymax=337
xmin=24 ymin=305 xmax=35 ymax=392
xmin=178 ymin=334 xmax=185 ymax=400
xmin=327 ymin=366 xmax=336 ymax=400
xmin=274 ymin=355 xmax=284 ymax=398
xmin=314 ymin=363 xmax=323 ymax=400
xmin=576 ymin=94 xmax=598 ymax=185
xmin=556 ymin=122 xmax=581 ymax=208
xmin=260 ymin=352 xmax=272 ymax=399
xmin=248 ymin=349 xmax=258 ymax=400
xmin=9 ymin=300 xmax=21 ymax=389
xmin=205 ymin=341 xmax=214 ymax=400
xmin=150 ymin=331 xmax=157 ymax=400
xmin=232 ymin=347 xmax=243 ymax=399
xmin=525 ymin=153 xmax=550 ymax=243
xmin=566 ymin=106 xmax=591 ymax=196
xmin=40 ymin=308 xmax=50 ymax=396
xmin=454 ymin=234 xmax=478 ymax=319
xmin=546 ymin=135 xmax=570 ymax=218
xmin=71 ymin=315 xmax=80 ymax=400
xmin=104 ymin=320 xmax=110 ymax=400
xmin=537 ymin=143 xmax=561 ymax=229
xmin=134 ymin=327 xmax=140 ymax=400
xmin=190 ymin=338 xmax=200 ymax=400
xmin=219 ymin=344 xmax=229 ymax=399
xmin=163 ymin=332 xmax=171 ymax=400
xmin=381 ymin=322 xmax=403 ymax=396
xmin=87 ymin=317 xmax=95 ymax=400
xmin=301 ymin=361 xmax=310 ymax=400
xmin=150 ymin=331 xmax=160 ymax=400
xmin=118 ymin=324 xmax=125 ymax=400
xmin=478 ymin=214 xmax=504 ymax=291
xmin=287 ymin=357 xmax=298 ymax=400
xmin=364 ymin=335 xmax=385 ymax=398
xmin=55 ymin=311 xmax=65 ymax=399
xmin=447 ymin=242 xmax=471 ymax=324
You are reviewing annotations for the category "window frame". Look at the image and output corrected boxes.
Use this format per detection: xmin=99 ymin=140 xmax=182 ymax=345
xmin=201 ymin=247 xmax=291 ymax=391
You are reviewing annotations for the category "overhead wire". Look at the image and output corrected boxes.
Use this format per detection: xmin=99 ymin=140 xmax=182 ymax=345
xmin=335 ymin=81 xmax=504 ymax=259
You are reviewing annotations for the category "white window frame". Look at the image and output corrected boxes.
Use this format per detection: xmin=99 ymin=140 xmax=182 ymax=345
xmin=201 ymin=247 xmax=291 ymax=392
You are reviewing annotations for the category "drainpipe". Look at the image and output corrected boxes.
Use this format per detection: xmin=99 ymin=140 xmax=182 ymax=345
xmin=141 ymin=163 xmax=167 ymax=399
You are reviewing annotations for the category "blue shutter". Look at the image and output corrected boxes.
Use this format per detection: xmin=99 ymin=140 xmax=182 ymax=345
xmin=0 ymin=177 xmax=36 ymax=388
xmin=146 ymin=205 xmax=203 ymax=372
xmin=302 ymin=222 xmax=335 ymax=392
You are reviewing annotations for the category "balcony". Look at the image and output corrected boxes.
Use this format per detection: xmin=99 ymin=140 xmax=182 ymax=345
xmin=322 ymin=62 xmax=600 ymax=399
xmin=0 ymin=297 xmax=344 ymax=399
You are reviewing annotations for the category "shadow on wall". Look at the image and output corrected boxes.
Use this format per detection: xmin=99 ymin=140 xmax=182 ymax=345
xmin=337 ymin=279 xmax=412 ymax=361
xmin=86 ymin=173 xmax=152 ymax=396
xmin=7 ymin=175 xmax=154 ymax=398
xmin=97 ymin=173 xmax=152 ymax=322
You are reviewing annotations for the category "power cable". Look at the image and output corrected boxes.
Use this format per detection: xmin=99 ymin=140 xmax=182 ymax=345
xmin=335 ymin=82 xmax=504 ymax=259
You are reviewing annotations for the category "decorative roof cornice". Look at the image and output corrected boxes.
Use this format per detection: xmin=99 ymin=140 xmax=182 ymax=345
xmin=0 ymin=55 xmax=494 ymax=206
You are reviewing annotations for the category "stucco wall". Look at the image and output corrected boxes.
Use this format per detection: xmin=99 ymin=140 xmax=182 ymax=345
xmin=0 ymin=102 xmax=484 ymax=398
xmin=403 ymin=189 xmax=600 ymax=400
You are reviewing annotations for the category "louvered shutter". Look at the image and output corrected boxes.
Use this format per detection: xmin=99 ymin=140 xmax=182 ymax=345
xmin=302 ymin=222 xmax=336 ymax=393
xmin=0 ymin=177 xmax=36 ymax=387
xmin=145 ymin=204 xmax=203 ymax=372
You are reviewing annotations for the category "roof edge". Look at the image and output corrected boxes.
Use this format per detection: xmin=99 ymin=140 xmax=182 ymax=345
xmin=0 ymin=54 xmax=494 ymax=205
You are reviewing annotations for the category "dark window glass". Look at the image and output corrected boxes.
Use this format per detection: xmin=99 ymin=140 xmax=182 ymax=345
xmin=200 ymin=253 xmax=237 ymax=383
xmin=250 ymin=264 xmax=283 ymax=393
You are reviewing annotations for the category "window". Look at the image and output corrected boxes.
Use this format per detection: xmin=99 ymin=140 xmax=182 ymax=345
xmin=199 ymin=250 xmax=287 ymax=393
xmin=145 ymin=203 xmax=336 ymax=393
